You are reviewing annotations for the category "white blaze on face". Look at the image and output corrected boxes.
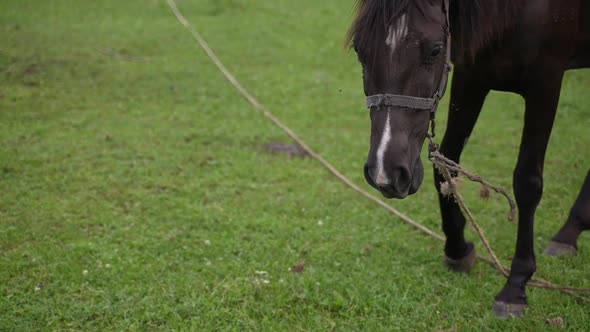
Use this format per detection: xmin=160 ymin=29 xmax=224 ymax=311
xmin=375 ymin=112 xmax=391 ymax=186
xmin=374 ymin=14 xmax=407 ymax=186
xmin=386 ymin=14 xmax=408 ymax=55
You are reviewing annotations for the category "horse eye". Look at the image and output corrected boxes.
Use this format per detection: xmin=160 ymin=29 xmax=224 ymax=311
xmin=430 ymin=44 xmax=443 ymax=57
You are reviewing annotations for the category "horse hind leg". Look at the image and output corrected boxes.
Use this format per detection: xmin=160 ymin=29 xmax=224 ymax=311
xmin=544 ymin=169 xmax=590 ymax=256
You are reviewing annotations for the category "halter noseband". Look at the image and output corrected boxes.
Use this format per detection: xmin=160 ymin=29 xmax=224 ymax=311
xmin=365 ymin=0 xmax=451 ymax=117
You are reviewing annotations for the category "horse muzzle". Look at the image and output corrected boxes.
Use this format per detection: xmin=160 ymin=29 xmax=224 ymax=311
xmin=364 ymin=160 xmax=423 ymax=199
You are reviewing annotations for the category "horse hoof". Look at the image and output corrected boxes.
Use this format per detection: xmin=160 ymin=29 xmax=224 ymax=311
xmin=543 ymin=241 xmax=577 ymax=256
xmin=445 ymin=246 xmax=476 ymax=272
xmin=492 ymin=301 xmax=526 ymax=318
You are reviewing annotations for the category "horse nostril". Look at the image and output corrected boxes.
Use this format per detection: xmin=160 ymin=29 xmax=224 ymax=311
xmin=391 ymin=166 xmax=411 ymax=189
xmin=364 ymin=164 xmax=376 ymax=186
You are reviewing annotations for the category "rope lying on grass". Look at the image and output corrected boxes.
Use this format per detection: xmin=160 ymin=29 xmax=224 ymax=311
xmin=165 ymin=0 xmax=590 ymax=303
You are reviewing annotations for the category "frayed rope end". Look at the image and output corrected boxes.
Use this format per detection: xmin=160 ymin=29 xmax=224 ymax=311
xmin=479 ymin=185 xmax=490 ymax=200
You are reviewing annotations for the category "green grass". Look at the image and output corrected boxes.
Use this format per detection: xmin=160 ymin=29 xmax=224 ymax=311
xmin=1 ymin=0 xmax=589 ymax=330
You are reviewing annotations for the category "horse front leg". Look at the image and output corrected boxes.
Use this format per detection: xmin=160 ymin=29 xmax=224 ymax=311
xmin=435 ymin=68 xmax=489 ymax=271
xmin=545 ymin=169 xmax=590 ymax=255
xmin=493 ymin=71 xmax=563 ymax=318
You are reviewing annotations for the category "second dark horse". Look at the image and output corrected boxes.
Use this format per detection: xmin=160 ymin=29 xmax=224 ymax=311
xmin=347 ymin=0 xmax=590 ymax=317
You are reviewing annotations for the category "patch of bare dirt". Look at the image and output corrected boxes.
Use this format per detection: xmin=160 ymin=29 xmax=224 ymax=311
xmin=289 ymin=261 xmax=305 ymax=273
xmin=264 ymin=142 xmax=308 ymax=157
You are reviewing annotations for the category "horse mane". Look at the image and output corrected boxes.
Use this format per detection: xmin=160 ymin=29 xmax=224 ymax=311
xmin=347 ymin=0 xmax=524 ymax=60
xmin=450 ymin=0 xmax=524 ymax=59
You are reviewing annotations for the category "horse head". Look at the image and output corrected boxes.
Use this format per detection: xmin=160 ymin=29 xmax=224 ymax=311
xmin=348 ymin=0 xmax=450 ymax=198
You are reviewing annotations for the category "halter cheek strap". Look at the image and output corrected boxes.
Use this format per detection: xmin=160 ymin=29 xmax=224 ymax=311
xmin=365 ymin=0 xmax=451 ymax=115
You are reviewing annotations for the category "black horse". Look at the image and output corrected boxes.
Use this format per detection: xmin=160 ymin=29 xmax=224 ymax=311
xmin=347 ymin=0 xmax=590 ymax=317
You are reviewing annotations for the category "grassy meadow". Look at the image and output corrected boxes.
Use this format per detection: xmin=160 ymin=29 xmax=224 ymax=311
xmin=1 ymin=0 xmax=589 ymax=330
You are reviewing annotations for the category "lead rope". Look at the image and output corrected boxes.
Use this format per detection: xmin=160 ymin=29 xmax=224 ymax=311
xmin=426 ymin=132 xmax=590 ymax=298
xmin=166 ymin=0 xmax=590 ymax=302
